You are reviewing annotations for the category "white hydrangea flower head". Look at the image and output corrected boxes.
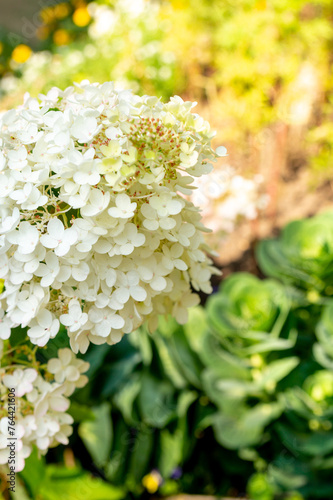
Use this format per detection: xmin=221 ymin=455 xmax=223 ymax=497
xmin=0 ymin=81 xmax=222 ymax=353
xmin=0 ymin=349 xmax=89 ymax=471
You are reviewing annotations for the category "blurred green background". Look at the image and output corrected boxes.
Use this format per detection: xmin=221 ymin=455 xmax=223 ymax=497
xmin=1 ymin=1 xmax=333 ymax=499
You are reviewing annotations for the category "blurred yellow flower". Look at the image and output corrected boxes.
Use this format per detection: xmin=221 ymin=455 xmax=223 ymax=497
xmin=0 ymin=42 xmax=3 ymax=56
xmin=11 ymin=44 xmax=32 ymax=64
xmin=40 ymin=6 xmax=55 ymax=24
xmin=142 ymin=471 xmax=161 ymax=493
xmin=255 ymin=0 xmax=267 ymax=10
xmin=170 ymin=0 xmax=187 ymax=9
xmin=73 ymin=6 xmax=91 ymax=27
xmin=53 ymin=29 xmax=70 ymax=46
xmin=54 ymin=3 xmax=71 ymax=19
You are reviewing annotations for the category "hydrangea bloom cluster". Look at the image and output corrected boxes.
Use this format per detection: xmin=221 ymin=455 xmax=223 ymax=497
xmin=0 ymin=81 xmax=223 ymax=353
xmin=0 ymin=347 xmax=88 ymax=471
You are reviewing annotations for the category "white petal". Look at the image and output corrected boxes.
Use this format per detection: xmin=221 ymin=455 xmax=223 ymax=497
xmin=130 ymin=286 xmax=147 ymax=302
xmin=150 ymin=276 xmax=167 ymax=291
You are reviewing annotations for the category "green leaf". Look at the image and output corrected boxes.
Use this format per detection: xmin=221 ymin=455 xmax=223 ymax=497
xmin=38 ymin=465 xmax=124 ymax=500
xmin=183 ymin=306 xmax=209 ymax=353
xmin=11 ymin=478 xmax=34 ymax=500
xmin=313 ymin=343 xmax=333 ymax=370
xmin=299 ymin=432 xmax=333 ymax=456
xmin=5 ymin=326 xmax=28 ymax=348
xmin=213 ymin=402 xmax=283 ymax=449
xmin=158 ymin=428 xmax=183 ymax=478
xmin=79 ymin=403 xmax=112 ymax=468
xmin=19 ymin=447 xmax=45 ymax=498
xmin=68 ymin=401 xmax=95 ymax=423
xmin=276 ymin=423 xmax=333 ymax=457
xmin=157 ymin=315 xmax=179 ymax=337
xmin=241 ymin=329 xmax=297 ymax=355
xmin=152 ymin=332 xmax=187 ymax=389
xmin=258 ymin=357 xmax=300 ymax=388
xmin=200 ymin=334 xmax=251 ymax=380
xmin=127 ymin=427 xmax=154 ymax=485
xmin=105 ymin=419 xmax=129 ymax=484
xmin=138 ymin=372 xmax=176 ymax=428
xmin=157 ymin=391 xmax=197 ymax=479
xmin=128 ymin=328 xmax=153 ymax=366
xmin=202 ymin=366 xmax=261 ymax=412
xmin=83 ymin=344 xmax=111 ymax=378
xmin=176 ymin=390 xmax=198 ymax=459
xmin=167 ymin=328 xmax=204 ymax=388
xmin=100 ymin=353 xmax=141 ymax=397
xmin=113 ymin=372 xmax=141 ymax=424
xmin=177 ymin=390 xmax=197 ymax=418
xmin=268 ymin=465 xmax=307 ymax=489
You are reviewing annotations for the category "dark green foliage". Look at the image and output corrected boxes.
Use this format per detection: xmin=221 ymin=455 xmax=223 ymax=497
xmin=19 ymin=212 xmax=333 ymax=499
